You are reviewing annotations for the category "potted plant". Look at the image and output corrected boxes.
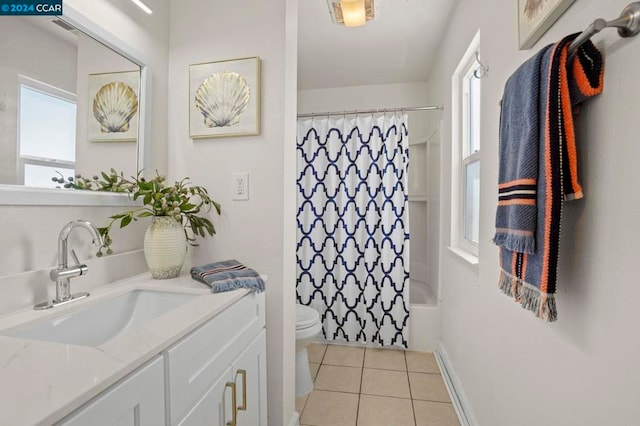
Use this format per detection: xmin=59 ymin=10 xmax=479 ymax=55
xmin=55 ymin=169 xmax=221 ymax=279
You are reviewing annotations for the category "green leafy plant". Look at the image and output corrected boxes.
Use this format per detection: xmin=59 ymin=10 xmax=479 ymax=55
xmin=54 ymin=169 xmax=221 ymax=256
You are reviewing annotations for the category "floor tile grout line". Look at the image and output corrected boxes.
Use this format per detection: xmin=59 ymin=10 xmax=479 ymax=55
xmin=406 ymin=350 xmax=418 ymax=426
xmin=413 ymin=397 xmax=456 ymax=403
xmin=320 ymin=344 xmax=327 ymax=364
xmin=359 ymin=365 xmax=408 ymax=372
xmin=320 ymin=363 xmax=364 ymax=369
xmin=355 ymin=346 xmax=366 ymax=426
xmin=313 ymin=388 xmax=363 ymax=395
xmin=359 ymin=391 xmax=413 ymax=400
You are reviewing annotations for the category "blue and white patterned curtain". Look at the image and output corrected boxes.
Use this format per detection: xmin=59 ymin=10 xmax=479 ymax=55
xmin=296 ymin=113 xmax=410 ymax=347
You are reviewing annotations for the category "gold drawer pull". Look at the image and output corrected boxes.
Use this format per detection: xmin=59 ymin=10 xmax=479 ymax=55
xmin=236 ymin=369 xmax=247 ymax=411
xmin=225 ymin=381 xmax=237 ymax=426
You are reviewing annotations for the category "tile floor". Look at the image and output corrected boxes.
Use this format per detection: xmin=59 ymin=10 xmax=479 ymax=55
xmin=296 ymin=343 xmax=460 ymax=426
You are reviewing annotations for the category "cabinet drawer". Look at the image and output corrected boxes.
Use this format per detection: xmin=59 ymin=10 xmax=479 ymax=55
xmin=57 ymin=356 xmax=165 ymax=426
xmin=166 ymin=292 xmax=265 ymax=424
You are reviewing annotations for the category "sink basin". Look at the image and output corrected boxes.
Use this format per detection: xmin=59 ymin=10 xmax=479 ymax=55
xmin=6 ymin=290 xmax=200 ymax=347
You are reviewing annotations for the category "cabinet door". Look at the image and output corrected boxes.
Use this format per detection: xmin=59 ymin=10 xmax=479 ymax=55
xmin=57 ymin=356 xmax=165 ymax=426
xmin=177 ymin=366 xmax=234 ymax=426
xmin=232 ymin=330 xmax=267 ymax=426
xmin=166 ymin=293 xmax=265 ymax=424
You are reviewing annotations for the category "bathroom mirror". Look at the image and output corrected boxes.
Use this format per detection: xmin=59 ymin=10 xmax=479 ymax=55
xmin=0 ymin=5 xmax=151 ymax=206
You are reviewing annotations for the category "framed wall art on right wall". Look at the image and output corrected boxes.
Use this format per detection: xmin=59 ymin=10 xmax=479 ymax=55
xmin=518 ymin=0 xmax=576 ymax=49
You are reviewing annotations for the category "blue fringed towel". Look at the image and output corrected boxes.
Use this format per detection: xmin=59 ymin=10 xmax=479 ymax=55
xmin=494 ymin=34 xmax=604 ymax=321
xmin=191 ymin=259 xmax=265 ymax=293
xmin=493 ymin=45 xmax=549 ymax=254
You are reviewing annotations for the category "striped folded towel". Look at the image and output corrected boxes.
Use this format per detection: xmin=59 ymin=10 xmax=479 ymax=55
xmin=190 ymin=259 xmax=265 ymax=293
xmin=494 ymin=34 xmax=604 ymax=322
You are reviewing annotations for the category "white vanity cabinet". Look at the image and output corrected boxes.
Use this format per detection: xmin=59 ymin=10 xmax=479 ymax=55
xmin=57 ymin=356 xmax=165 ymax=426
xmin=166 ymin=291 xmax=267 ymax=425
xmin=55 ymin=291 xmax=266 ymax=426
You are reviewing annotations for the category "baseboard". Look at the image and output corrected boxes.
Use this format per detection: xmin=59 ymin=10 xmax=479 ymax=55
xmin=435 ymin=342 xmax=478 ymax=426
xmin=289 ymin=411 xmax=300 ymax=426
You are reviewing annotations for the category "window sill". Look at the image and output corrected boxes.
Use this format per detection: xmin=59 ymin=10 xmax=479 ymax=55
xmin=0 ymin=185 xmax=141 ymax=206
xmin=447 ymin=246 xmax=479 ymax=271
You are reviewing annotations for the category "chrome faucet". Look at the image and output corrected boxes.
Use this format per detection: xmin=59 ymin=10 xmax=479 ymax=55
xmin=34 ymin=220 xmax=105 ymax=310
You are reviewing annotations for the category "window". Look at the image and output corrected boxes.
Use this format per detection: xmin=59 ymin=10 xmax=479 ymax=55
xmin=18 ymin=76 xmax=77 ymax=188
xmin=451 ymin=32 xmax=481 ymax=260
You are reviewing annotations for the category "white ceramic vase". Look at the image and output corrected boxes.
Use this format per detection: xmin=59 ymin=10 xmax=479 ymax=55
xmin=144 ymin=216 xmax=187 ymax=279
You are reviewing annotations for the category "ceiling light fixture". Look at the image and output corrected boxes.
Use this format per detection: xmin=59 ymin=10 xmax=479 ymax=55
xmin=328 ymin=0 xmax=375 ymax=27
xmin=131 ymin=0 xmax=153 ymax=14
xmin=341 ymin=0 xmax=366 ymax=26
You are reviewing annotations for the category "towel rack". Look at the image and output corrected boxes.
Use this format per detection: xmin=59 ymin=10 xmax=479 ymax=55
xmin=569 ymin=2 xmax=640 ymax=55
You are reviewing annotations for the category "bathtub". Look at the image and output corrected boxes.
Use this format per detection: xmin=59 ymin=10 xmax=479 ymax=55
xmin=408 ymin=280 xmax=440 ymax=351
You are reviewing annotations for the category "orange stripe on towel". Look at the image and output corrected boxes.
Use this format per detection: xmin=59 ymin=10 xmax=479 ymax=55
xmin=541 ymin=43 xmax=561 ymax=295
xmin=498 ymin=178 xmax=537 ymax=189
xmin=573 ymin=56 xmax=604 ymax=98
xmin=560 ymin=47 xmax=583 ymax=199
xmin=498 ymin=199 xmax=536 ymax=206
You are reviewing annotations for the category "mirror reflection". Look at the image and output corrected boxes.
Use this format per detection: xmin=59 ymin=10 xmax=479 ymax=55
xmin=0 ymin=16 xmax=141 ymax=189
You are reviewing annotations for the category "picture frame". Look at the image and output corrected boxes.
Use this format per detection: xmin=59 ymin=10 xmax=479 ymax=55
xmin=88 ymin=70 xmax=140 ymax=142
xmin=189 ymin=56 xmax=261 ymax=139
xmin=518 ymin=0 xmax=576 ymax=50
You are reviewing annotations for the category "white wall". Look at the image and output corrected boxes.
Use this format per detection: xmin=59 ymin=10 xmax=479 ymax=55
xmin=0 ymin=1 xmax=170 ymax=294
xmin=428 ymin=0 xmax=640 ymax=424
xmin=167 ymin=0 xmax=296 ymax=424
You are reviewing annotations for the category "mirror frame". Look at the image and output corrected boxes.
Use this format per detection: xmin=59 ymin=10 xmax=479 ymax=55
xmin=0 ymin=4 xmax=151 ymax=206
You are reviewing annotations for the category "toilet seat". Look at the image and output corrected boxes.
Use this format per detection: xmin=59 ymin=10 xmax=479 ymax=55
xmin=296 ymin=304 xmax=320 ymax=330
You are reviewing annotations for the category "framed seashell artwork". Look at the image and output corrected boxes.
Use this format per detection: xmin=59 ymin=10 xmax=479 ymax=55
xmin=87 ymin=70 xmax=140 ymax=142
xmin=189 ymin=56 xmax=261 ymax=138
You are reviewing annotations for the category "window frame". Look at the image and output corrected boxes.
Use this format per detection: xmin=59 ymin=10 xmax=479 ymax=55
xmin=450 ymin=31 xmax=481 ymax=262
xmin=17 ymin=75 xmax=77 ymax=187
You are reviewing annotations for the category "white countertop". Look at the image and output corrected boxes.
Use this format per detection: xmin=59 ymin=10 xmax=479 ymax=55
xmin=0 ymin=273 xmax=249 ymax=425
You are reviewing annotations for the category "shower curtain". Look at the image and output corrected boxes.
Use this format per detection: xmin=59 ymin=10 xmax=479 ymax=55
xmin=296 ymin=113 xmax=410 ymax=347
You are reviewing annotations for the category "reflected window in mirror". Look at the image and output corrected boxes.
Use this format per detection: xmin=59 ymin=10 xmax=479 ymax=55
xmin=18 ymin=77 xmax=77 ymax=188
xmin=0 ymin=16 xmax=141 ymax=191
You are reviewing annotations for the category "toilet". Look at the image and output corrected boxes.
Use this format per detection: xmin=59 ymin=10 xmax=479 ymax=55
xmin=295 ymin=304 xmax=322 ymax=397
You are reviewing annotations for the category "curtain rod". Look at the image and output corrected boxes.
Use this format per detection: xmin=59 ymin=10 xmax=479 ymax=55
xmin=296 ymin=105 xmax=443 ymax=118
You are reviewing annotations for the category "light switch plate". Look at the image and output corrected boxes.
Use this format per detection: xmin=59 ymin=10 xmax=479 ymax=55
xmin=232 ymin=172 xmax=249 ymax=200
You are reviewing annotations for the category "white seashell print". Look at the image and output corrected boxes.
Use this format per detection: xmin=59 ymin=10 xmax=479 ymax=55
xmin=92 ymin=82 xmax=139 ymax=133
xmin=195 ymin=71 xmax=251 ymax=128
